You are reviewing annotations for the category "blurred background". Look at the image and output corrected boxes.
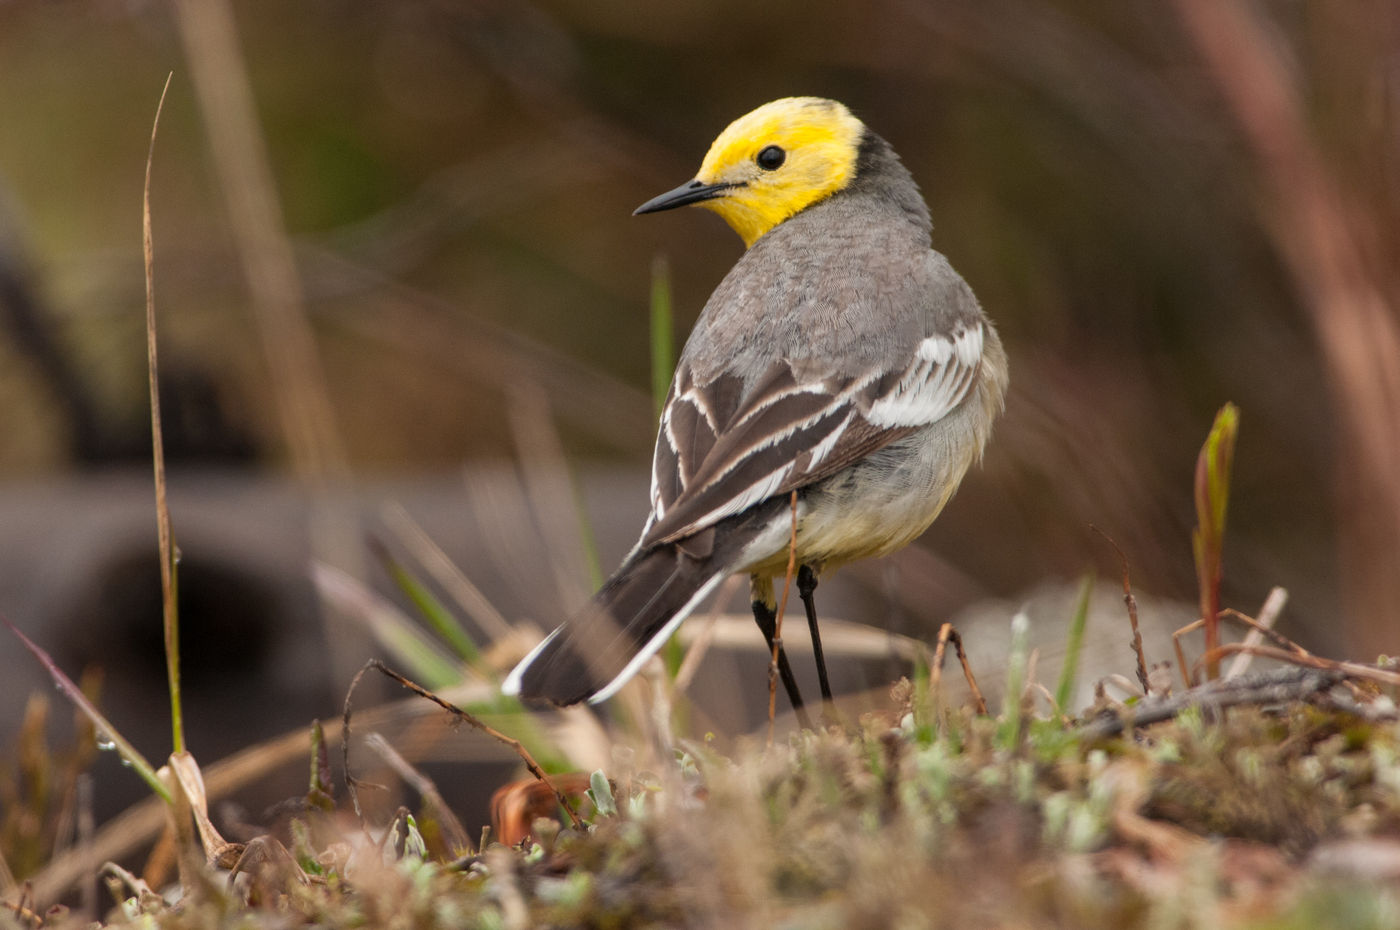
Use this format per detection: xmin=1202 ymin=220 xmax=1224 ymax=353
xmin=0 ymin=0 xmax=1397 ymax=846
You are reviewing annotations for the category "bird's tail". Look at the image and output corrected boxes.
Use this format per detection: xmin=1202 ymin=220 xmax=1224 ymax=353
xmin=502 ymin=537 xmax=737 ymax=706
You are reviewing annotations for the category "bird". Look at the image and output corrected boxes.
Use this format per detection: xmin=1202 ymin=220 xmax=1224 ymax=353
xmin=503 ymin=96 xmax=1008 ymax=711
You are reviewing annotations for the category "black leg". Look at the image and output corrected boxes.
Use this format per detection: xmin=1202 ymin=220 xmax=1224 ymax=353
xmin=751 ymin=597 xmax=813 ymax=730
xmin=797 ymin=564 xmax=833 ymax=703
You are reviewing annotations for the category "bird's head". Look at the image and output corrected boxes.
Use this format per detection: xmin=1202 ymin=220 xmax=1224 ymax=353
xmin=634 ymin=97 xmax=865 ymax=248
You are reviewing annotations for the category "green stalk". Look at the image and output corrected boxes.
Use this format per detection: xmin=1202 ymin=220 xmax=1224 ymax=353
xmin=4 ymin=615 xmax=172 ymax=804
xmin=1054 ymin=573 xmax=1094 ymax=714
xmin=1192 ymin=403 xmax=1239 ymax=682
xmin=372 ymin=538 xmax=486 ymax=670
xmin=649 ymin=255 xmax=675 ymax=420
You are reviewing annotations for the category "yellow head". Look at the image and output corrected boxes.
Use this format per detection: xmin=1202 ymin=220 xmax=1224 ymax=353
xmin=634 ymin=97 xmax=866 ymax=248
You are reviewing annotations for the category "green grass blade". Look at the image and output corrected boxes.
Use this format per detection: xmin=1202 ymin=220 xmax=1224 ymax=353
xmin=314 ymin=562 xmax=463 ymax=691
xmin=371 ymin=538 xmax=486 ymax=671
xmin=3 ymin=614 xmax=172 ymax=804
xmin=1054 ymin=573 xmax=1094 ymax=714
xmin=649 ymin=255 xmax=675 ymax=420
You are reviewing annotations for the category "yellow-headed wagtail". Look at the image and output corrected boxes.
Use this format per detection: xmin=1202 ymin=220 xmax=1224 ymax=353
xmin=504 ymin=97 xmax=1008 ymax=710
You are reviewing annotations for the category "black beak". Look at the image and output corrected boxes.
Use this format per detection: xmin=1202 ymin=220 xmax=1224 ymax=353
xmin=633 ymin=179 xmax=737 ymax=215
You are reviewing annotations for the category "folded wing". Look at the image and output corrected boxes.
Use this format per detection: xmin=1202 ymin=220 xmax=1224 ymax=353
xmin=642 ymin=321 xmax=986 ymax=547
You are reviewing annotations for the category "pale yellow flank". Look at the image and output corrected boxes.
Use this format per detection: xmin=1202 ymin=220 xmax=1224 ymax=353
xmin=694 ymin=97 xmax=865 ymax=247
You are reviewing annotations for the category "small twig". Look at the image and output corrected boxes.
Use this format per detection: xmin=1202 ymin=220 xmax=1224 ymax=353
xmin=929 ymin=623 xmax=988 ymax=717
xmin=1079 ymin=667 xmax=1345 ymax=739
xmin=1196 ymin=644 xmax=1400 ymax=690
xmin=768 ymin=491 xmax=801 ymax=747
xmin=1218 ymin=603 xmax=1308 ymax=657
xmin=1224 ymin=588 xmax=1290 ymax=679
xmin=343 ymin=660 xmax=582 ymax=829
xmin=1172 ymin=619 xmax=1202 ymax=691
xmin=1090 ymin=526 xmax=1149 ymax=694
xmin=955 ymin=632 xmax=988 ymax=715
xmin=929 ymin=624 xmax=952 ymax=712
xmin=1179 ymin=603 xmax=1312 ymax=687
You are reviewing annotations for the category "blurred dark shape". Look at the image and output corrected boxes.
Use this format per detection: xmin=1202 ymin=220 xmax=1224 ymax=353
xmin=145 ymin=365 xmax=261 ymax=466
xmin=0 ymin=192 xmax=259 ymax=467
xmin=58 ymin=548 xmax=279 ymax=689
xmin=0 ymin=194 xmax=105 ymax=462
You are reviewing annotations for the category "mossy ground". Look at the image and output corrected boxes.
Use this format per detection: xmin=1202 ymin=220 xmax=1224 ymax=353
xmin=7 ymin=676 xmax=1399 ymax=930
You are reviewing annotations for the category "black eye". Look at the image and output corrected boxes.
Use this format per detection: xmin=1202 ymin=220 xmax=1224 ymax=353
xmin=756 ymin=145 xmax=786 ymax=170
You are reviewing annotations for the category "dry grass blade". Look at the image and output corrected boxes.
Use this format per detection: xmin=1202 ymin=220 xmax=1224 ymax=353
xmin=1177 ymin=601 xmax=1314 ymax=689
xmin=160 ymin=753 xmax=242 ymax=889
xmin=171 ymin=0 xmax=345 ymax=480
xmin=165 ymin=753 xmax=238 ymax=866
xmin=380 ymin=501 xmax=514 ymax=643
xmin=6 ymin=900 xmax=40 ymax=928
xmin=671 ymin=575 xmax=741 ymax=694
xmin=1224 ymin=589 xmax=1291 ymax=680
xmin=673 ymin=612 xmax=923 ymax=661
xmin=75 ymin=774 xmax=95 ymax=921
xmin=143 ymin=72 xmax=184 ymax=757
xmin=364 ymin=733 xmax=471 ymax=855
xmin=507 ymin=383 xmax=596 ymax=605
xmin=171 ymin=0 xmax=374 ymax=692
xmin=26 ymin=681 xmax=513 ymax=906
xmin=461 ymin=468 xmax=556 ymax=630
xmin=313 ymin=561 xmax=461 ymax=690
